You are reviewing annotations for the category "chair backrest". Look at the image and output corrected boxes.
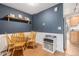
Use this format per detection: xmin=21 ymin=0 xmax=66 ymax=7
xmin=30 ymin=32 xmax=37 ymax=41
xmin=18 ymin=32 xmax=25 ymax=37
xmin=16 ymin=32 xmax=25 ymax=42
xmin=6 ymin=34 xmax=12 ymax=44
xmin=10 ymin=33 xmax=17 ymax=43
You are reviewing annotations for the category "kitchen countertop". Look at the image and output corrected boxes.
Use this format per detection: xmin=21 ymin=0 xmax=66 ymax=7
xmin=70 ymin=27 xmax=79 ymax=32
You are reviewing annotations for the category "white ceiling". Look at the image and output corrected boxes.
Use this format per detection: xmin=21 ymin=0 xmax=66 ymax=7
xmin=64 ymin=3 xmax=79 ymax=17
xmin=3 ymin=3 xmax=57 ymax=15
xmin=2 ymin=3 xmax=79 ymax=17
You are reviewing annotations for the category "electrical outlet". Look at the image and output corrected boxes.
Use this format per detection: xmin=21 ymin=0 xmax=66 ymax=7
xmin=58 ymin=26 xmax=61 ymax=30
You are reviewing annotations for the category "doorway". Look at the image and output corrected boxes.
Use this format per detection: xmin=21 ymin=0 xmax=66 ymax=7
xmin=65 ymin=15 xmax=79 ymax=56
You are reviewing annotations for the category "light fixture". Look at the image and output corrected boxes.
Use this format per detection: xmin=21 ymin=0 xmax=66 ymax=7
xmin=54 ymin=7 xmax=58 ymax=12
xmin=27 ymin=3 xmax=38 ymax=6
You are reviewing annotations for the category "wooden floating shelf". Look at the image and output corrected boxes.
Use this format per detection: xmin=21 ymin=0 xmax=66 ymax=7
xmin=2 ymin=16 xmax=32 ymax=24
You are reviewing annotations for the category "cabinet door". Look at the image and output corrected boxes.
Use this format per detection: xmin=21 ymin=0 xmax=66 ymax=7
xmin=70 ymin=16 xmax=79 ymax=27
xmin=70 ymin=32 xmax=79 ymax=44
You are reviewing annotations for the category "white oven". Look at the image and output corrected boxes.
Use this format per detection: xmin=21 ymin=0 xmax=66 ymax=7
xmin=43 ymin=35 xmax=57 ymax=53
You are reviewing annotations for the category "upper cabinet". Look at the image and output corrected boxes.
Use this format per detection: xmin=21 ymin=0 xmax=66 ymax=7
xmin=69 ymin=16 xmax=79 ymax=27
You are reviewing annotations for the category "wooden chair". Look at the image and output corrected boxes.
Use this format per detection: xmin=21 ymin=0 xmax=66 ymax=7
xmin=27 ymin=32 xmax=37 ymax=48
xmin=6 ymin=34 xmax=14 ymax=55
xmin=12 ymin=33 xmax=26 ymax=55
xmin=16 ymin=32 xmax=26 ymax=49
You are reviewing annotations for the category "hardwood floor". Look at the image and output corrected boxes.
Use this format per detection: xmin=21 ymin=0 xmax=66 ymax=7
xmin=12 ymin=40 xmax=79 ymax=56
xmin=13 ymin=43 xmax=65 ymax=56
xmin=66 ymin=40 xmax=79 ymax=56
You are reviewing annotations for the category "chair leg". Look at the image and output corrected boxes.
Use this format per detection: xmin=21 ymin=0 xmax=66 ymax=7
xmin=7 ymin=49 xmax=10 ymax=55
xmin=22 ymin=45 xmax=25 ymax=50
xmin=24 ymin=45 xmax=26 ymax=50
xmin=26 ymin=43 xmax=29 ymax=48
xmin=33 ymin=43 xmax=35 ymax=48
xmin=12 ymin=49 xmax=15 ymax=56
xmin=7 ymin=49 xmax=9 ymax=53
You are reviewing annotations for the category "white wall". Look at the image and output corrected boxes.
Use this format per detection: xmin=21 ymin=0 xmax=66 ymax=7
xmin=36 ymin=32 xmax=64 ymax=52
xmin=0 ymin=32 xmax=64 ymax=53
xmin=0 ymin=35 xmax=8 ymax=52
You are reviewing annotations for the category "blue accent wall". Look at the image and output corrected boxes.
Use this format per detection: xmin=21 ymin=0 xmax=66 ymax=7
xmin=32 ymin=4 xmax=63 ymax=34
xmin=0 ymin=4 xmax=32 ymax=34
xmin=0 ymin=20 xmax=31 ymax=34
xmin=0 ymin=4 xmax=63 ymax=34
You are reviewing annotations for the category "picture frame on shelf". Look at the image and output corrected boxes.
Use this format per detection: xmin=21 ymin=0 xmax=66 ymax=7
xmin=18 ymin=14 xmax=23 ymax=19
xmin=9 ymin=13 xmax=15 ymax=18
xmin=24 ymin=17 xmax=27 ymax=21
xmin=27 ymin=17 xmax=30 ymax=21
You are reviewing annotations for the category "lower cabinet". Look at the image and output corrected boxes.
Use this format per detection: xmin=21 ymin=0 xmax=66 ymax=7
xmin=70 ymin=31 xmax=79 ymax=44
